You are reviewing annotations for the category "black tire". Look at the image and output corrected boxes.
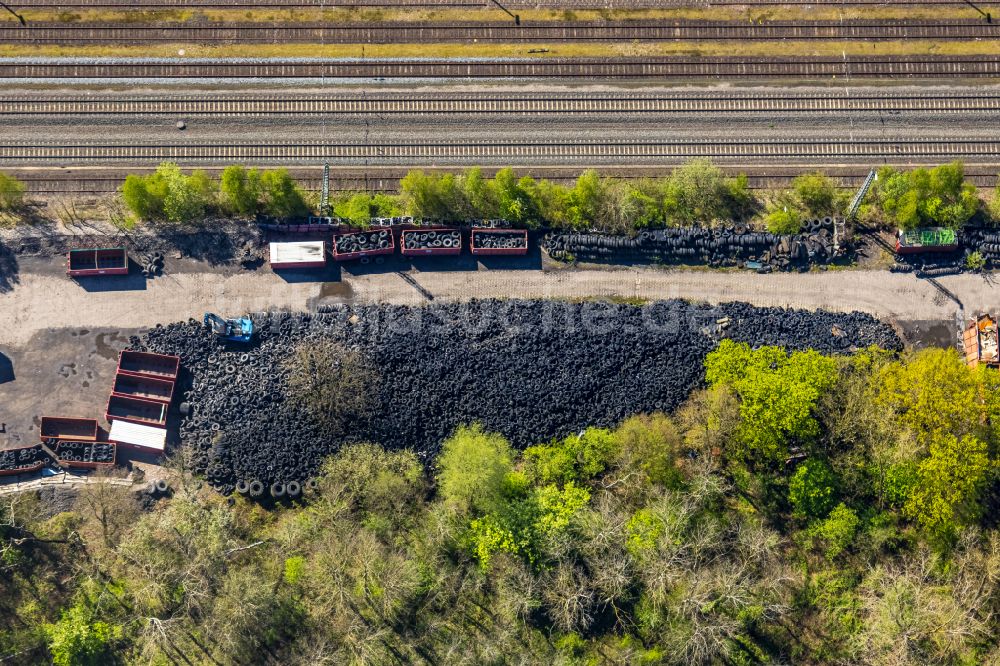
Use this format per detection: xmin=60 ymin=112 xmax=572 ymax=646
xmin=286 ymin=481 xmax=301 ymax=498
xmin=305 ymin=478 xmax=319 ymax=492
xmin=270 ymin=482 xmax=286 ymax=498
xmin=249 ymin=480 xmax=264 ymax=497
xmin=235 ymin=479 xmax=250 ymax=494
xmin=155 ymin=479 xmax=169 ymax=494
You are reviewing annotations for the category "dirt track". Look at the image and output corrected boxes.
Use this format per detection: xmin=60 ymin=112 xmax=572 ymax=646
xmin=2 ymin=259 xmax=995 ymax=347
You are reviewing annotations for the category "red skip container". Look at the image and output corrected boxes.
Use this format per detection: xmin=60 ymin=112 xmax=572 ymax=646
xmin=67 ymin=247 xmax=129 ymax=277
xmin=40 ymin=416 xmax=99 ymax=442
xmin=106 ymin=394 xmax=168 ymax=428
xmin=117 ymin=351 xmax=180 ymax=382
xmin=470 ymin=228 xmax=529 ymax=256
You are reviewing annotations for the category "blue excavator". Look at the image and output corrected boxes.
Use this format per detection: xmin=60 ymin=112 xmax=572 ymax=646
xmin=203 ymin=313 xmax=254 ymax=343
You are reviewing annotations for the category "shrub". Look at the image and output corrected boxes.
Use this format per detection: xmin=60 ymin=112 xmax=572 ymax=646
xmin=437 ymin=423 xmax=514 ymax=514
xmin=0 ymin=172 xmax=26 ymax=211
xmin=220 ymin=165 xmax=263 ymax=216
xmin=260 ymin=168 xmax=309 ymax=218
xmin=792 ymin=171 xmax=842 ymax=217
xmin=765 ymin=208 xmax=802 ymax=235
xmin=788 ymin=459 xmax=838 ymax=519
xmin=872 ymin=162 xmax=978 ymax=230
xmin=120 ymin=162 xmax=214 ymax=224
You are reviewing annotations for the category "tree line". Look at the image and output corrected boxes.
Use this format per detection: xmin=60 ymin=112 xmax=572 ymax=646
xmin=0 ymin=161 xmax=996 ymax=232
xmin=2 ymin=343 xmax=999 ymax=664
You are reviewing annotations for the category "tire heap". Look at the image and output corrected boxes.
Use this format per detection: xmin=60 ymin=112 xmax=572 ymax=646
xmin=334 ymin=229 xmax=391 ymax=254
xmin=472 ymin=231 xmax=528 ymax=251
xmin=53 ymin=441 xmax=115 ymax=465
xmin=544 ymin=219 xmax=840 ymax=269
xmin=133 ymin=301 xmax=898 ymax=497
xmin=0 ymin=445 xmax=48 ymax=473
xmin=963 ymin=226 xmax=1000 ymax=266
xmin=402 ymin=229 xmax=462 ymax=251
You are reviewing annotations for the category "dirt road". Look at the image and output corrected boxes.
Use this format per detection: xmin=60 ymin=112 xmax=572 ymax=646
xmin=2 ymin=259 xmax=995 ymax=347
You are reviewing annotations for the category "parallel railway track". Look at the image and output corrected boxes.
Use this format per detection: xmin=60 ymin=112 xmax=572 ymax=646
xmin=5 ymin=20 xmax=1000 ymax=44
xmin=4 ymin=92 xmax=1000 ymax=116
xmin=2 ymin=56 xmax=998 ymax=80
xmin=3 ymin=138 xmax=999 ymax=164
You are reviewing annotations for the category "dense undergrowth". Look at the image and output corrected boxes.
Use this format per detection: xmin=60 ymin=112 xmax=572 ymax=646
xmin=3 ymin=159 xmax=997 ymax=234
xmin=3 ymin=342 xmax=1000 ymax=665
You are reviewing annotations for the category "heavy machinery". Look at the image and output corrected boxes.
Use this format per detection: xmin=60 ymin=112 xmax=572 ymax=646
xmin=203 ymin=313 xmax=253 ymax=343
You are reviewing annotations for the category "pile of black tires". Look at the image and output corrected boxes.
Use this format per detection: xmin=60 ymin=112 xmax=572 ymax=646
xmin=402 ymin=229 xmax=461 ymax=251
xmin=133 ymin=300 xmax=899 ymax=497
xmin=334 ymin=229 xmax=391 ymax=254
xmin=545 ymin=219 xmax=840 ymax=269
xmin=0 ymin=445 xmax=47 ymax=473
xmin=53 ymin=441 xmax=115 ymax=465
xmin=962 ymin=226 xmax=1000 ymax=266
xmin=473 ymin=231 xmax=528 ymax=250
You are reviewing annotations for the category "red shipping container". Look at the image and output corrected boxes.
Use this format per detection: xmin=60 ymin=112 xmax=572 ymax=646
xmin=470 ymin=228 xmax=529 ymax=256
xmin=40 ymin=416 xmax=99 ymax=442
xmin=333 ymin=229 xmax=395 ymax=261
xmin=117 ymin=351 xmax=180 ymax=382
xmin=112 ymin=373 xmax=175 ymax=404
xmin=106 ymin=394 xmax=168 ymax=428
xmin=0 ymin=444 xmax=47 ymax=477
xmin=400 ymin=228 xmax=462 ymax=256
xmin=54 ymin=441 xmax=117 ymax=470
xmin=67 ymin=247 xmax=129 ymax=277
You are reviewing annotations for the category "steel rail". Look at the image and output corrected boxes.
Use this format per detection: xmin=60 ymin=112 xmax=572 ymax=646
xmin=2 ymin=138 xmax=999 ymax=164
xmin=1 ymin=56 xmax=998 ymax=80
xmin=4 ymin=20 xmax=1000 ymax=44
xmin=3 ymin=92 xmax=1000 ymax=115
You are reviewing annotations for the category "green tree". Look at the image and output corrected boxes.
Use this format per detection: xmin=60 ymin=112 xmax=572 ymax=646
xmin=437 ymin=424 xmax=514 ymax=513
xmin=788 ymin=459 xmax=838 ymax=519
xmin=523 ymin=428 xmax=619 ymax=485
xmin=490 ymin=168 xmax=536 ymax=224
xmin=662 ymin=159 xmax=730 ymax=224
xmin=120 ymin=174 xmax=162 ymax=220
xmin=793 ymin=171 xmax=841 ymax=217
xmin=809 ymin=502 xmax=860 ymax=559
xmin=261 ymin=168 xmax=308 ymax=218
xmin=875 ymin=348 xmax=1000 ymax=440
xmin=219 ymin=165 xmax=262 ymax=216
xmin=904 ymin=432 xmax=990 ymax=541
xmin=705 ymin=340 xmax=838 ymax=464
xmin=0 ymin=172 xmax=26 ymax=211
xmin=873 ymin=162 xmax=978 ymax=230
xmin=45 ymin=602 xmax=122 ymax=666
xmin=990 ymin=176 xmax=1000 ymax=222
xmin=566 ymin=170 xmax=604 ymax=228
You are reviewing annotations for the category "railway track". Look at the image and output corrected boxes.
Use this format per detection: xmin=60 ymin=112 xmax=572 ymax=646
xmin=4 ymin=91 xmax=1000 ymax=116
xmin=4 ymin=20 xmax=999 ymax=44
xmin=2 ymin=56 xmax=998 ymax=80
xmin=15 ymin=166 xmax=1000 ymax=195
xmin=3 ymin=138 xmax=999 ymax=165
xmin=14 ymin=0 xmax=997 ymax=7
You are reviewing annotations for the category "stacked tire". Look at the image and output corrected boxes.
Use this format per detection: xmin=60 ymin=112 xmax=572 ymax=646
xmin=544 ymin=222 xmax=840 ymax=270
xmin=136 ymin=301 xmax=899 ymax=499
